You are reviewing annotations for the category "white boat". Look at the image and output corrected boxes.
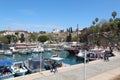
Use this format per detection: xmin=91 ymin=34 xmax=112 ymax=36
xmin=11 ymin=61 xmax=28 ymax=76
xmin=4 ymin=50 xmax=12 ymax=55
xmin=9 ymin=47 xmax=19 ymax=53
xmin=32 ymin=46 xmax=44 ymax=53
xmin=19 ymin=49 xmax=31 ymax=54
xmin=76 ymin=50 xmax=89 ymax=60
xmin=76 ymin=50 xmax=85 ymax=59
xmin=0 ymin=50 xmax=4 ymax=54
xmin=50 ymin=56 xmax=64 ymax=67
xmin=44 ymin=48 xmax=52 ymax=52
xmin=50 ymin=57 xmax=64 ymax=61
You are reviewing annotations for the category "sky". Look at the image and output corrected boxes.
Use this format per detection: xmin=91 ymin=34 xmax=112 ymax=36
xmin=0 ymin=0 xmax=120 ymax=32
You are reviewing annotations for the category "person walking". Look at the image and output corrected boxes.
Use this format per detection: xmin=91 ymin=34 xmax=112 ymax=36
xmin=50 ymin=61 xmax=58 ymax=73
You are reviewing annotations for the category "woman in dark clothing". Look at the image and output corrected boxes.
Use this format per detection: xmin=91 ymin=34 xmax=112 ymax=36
xmin=50 ymin=61 xmax=58 ymax=73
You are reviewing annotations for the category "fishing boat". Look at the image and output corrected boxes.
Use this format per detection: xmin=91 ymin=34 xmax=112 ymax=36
xmin=0 ymin=61 xmax=15 ymax=80
xmin=11 ymin=61 xmax=28 ymax=76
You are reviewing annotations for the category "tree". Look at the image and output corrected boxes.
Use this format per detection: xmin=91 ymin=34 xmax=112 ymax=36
xmin=109 ymin=18 xmax=113 ymax=22
xmin=92 ymin=21 xmax=95 ymax=25
xmin=95 ymin=17 xmax=99 ymax=23
xmin=29 ymin=33 xmax=38 ymax=42
xmin=0 ymin=36 xmax=8 ymax=44
xmin=4 ymin=35 xmax=17 ymax=44
xmin=38 ymin=35 xmax=49 ymax=43
xmin=66 ymin=33 xmax=72 ymax=42
xmin=70 ymin=27 xmax=73 ymax=33
xmin=19 ymin=33 xmax=25 ymax=43
xmin=112 ymin=11 xmax=117 ymax=19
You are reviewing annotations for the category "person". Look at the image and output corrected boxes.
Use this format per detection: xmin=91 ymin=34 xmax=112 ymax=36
xmin=50 ymin=60 xmax=58 ymax=73
xmin=103 ymin=52 xmax=106 ymax=61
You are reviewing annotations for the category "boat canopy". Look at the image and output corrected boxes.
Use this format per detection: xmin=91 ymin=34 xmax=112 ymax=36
xmin=50 ymin=57 xmax=64 ymax=61
xmin=0 ymin=61 xmax=13 ymax=66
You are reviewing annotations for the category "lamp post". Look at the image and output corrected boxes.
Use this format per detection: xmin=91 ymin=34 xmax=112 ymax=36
xmin=40 ymin=53 xmax=42 ymax=72
xmin=84 ymin=50 xmax=87 ymax=80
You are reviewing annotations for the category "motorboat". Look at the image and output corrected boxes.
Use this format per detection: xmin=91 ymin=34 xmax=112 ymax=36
xmin=76 ymin=50 xmax=85 ymax=60
xmin=0 ymin=50 xmax=4 ymax=54
xmin=4 ymin=50 xmax=12 ymax=55
xmin=11 ymin=61 xmax=28 ymax=76
xmin=0 ymin=61 xmax=15 ymax=80
xmin=32 ymin=46 xmax=44 ymax=53
xmin=19 ymin=49 xmax=31 ymax=54
xmin=9 ymin=46 xmax=19 ymax=53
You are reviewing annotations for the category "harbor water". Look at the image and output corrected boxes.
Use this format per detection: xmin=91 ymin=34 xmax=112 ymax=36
xmin=0 ymin=50 xmax=83 ymax=65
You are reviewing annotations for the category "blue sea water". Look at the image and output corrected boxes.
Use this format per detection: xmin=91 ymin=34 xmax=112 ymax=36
xmin=0 ymin=50 xmax=83 ymax=65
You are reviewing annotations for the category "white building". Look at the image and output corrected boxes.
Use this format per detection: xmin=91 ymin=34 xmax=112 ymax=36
xmin=52 ymin=29 xmax=59 ymax=34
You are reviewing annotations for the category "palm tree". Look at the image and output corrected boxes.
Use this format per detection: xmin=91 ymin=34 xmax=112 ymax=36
xmin=109 ymin=18 xmax=113 ymax=22
xmin=92 ymin=21 xmax=95 ymax=26
xmin=112 ymin=11 xmax=117 ymax=20
xmin=95 ymin=17 xmax=99 ymax=23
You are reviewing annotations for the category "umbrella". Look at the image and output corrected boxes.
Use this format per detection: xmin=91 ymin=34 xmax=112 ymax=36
xmin=0 ymin=61 xmax=13 ymax=66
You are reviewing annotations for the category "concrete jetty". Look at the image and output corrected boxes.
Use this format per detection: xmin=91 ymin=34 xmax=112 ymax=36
xmin=8 ymin=50 xmax=120 ymax=80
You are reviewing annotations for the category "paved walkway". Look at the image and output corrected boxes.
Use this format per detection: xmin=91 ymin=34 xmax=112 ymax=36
xmin=9 ymin=51 xmax=120 ymax=80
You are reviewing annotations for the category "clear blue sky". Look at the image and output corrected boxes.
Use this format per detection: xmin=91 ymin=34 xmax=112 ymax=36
xmin=0 ymin=0 xmax=120 ymax=32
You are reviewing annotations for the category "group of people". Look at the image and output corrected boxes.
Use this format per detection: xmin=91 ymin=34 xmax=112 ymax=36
xmin=86 ymin=50 xmax=112 ymax=62
xmin=103 ymin=51 xmax=110 ymax=61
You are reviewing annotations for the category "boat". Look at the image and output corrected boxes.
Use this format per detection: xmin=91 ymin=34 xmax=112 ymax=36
xmin=9 ymin=46 xmax=19 ymax=53
xmin=63 ymin=42 xmax=80 ymax=54
xmin=64 ymin=45 xmax=79 ymax=54
xmin=11 ymin=61 xmax=28 ymax=76
xmin=4 ymin=50 xmax=13 ymax=55
xmin=26 ymin=58 xmax=43 ymax=73
xmin=0 ymin=61 xmax=15 ymax=80
xmin=76 ymin=50 xmax=85 ymax=60
xmin=44 ymin=48 xmax=52 ymax=52
xmin=0 ymin=50 xmax=4 ymax=54
xmin=32 ymin=46 xmax=44 ymax=53
xmin=19 ymin=49 xmax=31 ymax=54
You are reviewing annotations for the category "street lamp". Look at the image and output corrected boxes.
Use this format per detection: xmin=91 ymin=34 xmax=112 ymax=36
xmin=40 ymin=53 xmax=42 ymax=72
xmin=84 ymin=50 xmax=87 ymax=80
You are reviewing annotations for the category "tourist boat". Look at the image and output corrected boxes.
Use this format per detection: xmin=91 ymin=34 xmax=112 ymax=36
xmin=4 ymin=50 xmax=13 ymax=55
xmin=64 ymin=45 xmax=79 ymax=54
xmin=63 ymin=42 xmax=80 ymax=54
xmin=11 ymin=61 xmax=28 ymax=76
xmin=0 ymin=61 xmax=15 ymax=80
